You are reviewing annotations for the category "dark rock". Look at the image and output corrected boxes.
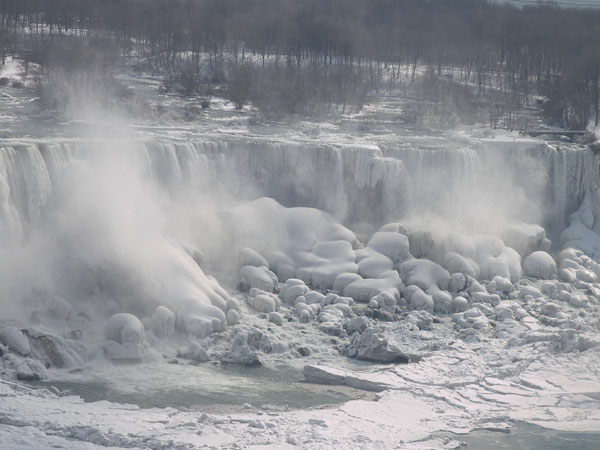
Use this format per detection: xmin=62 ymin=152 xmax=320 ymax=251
xmin=318 ymin=322 xmax=344 ymax=336
xmin=17 ymin=371 xmax=40 ymax=381
xmin=23 ymin=331 xmax=66 ymax=368
xmin=344 ymin=316 xmax=368 ymax=334
xmin=295 ymin=346 xmax=311 ymax=357
xmin=222 ymin=352 xmax=262 ymax=366
xmin=374 ymin=310 xmax=395 ymax=322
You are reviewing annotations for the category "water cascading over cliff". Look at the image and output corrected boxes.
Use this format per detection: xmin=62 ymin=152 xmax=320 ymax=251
xmin=0 ymin=137 xmax=595 ymax=243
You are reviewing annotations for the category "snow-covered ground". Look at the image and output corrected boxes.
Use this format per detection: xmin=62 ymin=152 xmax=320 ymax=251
xmin=1 ymin=60 xmax=599 ymax=449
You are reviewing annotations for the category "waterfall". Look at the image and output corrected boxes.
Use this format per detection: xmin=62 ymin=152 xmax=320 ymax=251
xmin=0 ymin=136 xmax=594 ymax=240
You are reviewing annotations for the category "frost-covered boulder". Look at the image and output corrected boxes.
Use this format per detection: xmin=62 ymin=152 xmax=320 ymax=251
xmin=280 ymin=282 xmax=309 ymax=304
xmin=452 ymin=296 xmax=469 ymax=312
xmin=268 ymin=312 xmax=284 ymax=326
xmin=225 ymin=198 xmax=357 ymax=288
xmin=366 ymin=232 xmax=410 ymax=264
xmin=239 ymin=247 xmax=269 ymax=268
xmin=399 ymin=259 xmax=450 ymax=291
xmin=523 ymin=251 xmax=557 ymax=280
xmin=343 ymin=271 xmax=402 ymax=302
xmin=452 ymin=307 xmax=491 ymax=340
xmin=371 ymin=291 xmax=397 ymax=308
xmin=318 ymin=322 xmax=345 ymax=336
xmin=140 ymin=236 xmax=231 ymax=337
xmin=105 ymin=313 xmax=145 ymax=345
xmin=408 ymin=287 xmax=434 ymax=313
xmin=296 ymin=240 xmax=358 ymax=290
xmin=430 ymin=288 xmax=453 ymax=314
xmin=176 ymin=297 xmax=227 ymax=337
xmin=444 ymin=252 xmax=480 ymax=279
xmin=344 ymin=316 xmax=369 ymax=335
xmin=294 ymin=302 xmax=314 ymax=323
xmin=471 ymin=291 xmax=499 ymax=306
xmin=540 ymin=281 xmax=558 ymax=299
xmin=191 ymin=344 xmax=210 ymax=363
xmin=247 ymin=288 xmax=281 ymax=313
xmin=559 ymin=268 xmax=577 ymax=283
xmin=104 ymin=313 xmax=146 ymax=362
xmin=406 ymin=310 xmax=433 ymax=330
xmin=478 ymin=244 xmax=522 ymax=282
xmin=449 ymin=272 xmax=467 ymax=292
xmin=517 ymin=285 xmax=544 ymax=300
xmin=346 ymin=328 xmax=409 ymax=363
xmin=227 ymin=309 xmax=240 ymax=325
xmin=333 ymin=272 xmax=362 ymax=293
xmin=151 ymin=306 xmax=176 ymax=338
xmin=541 ymin=302 xmax=561 ymax=317
xmin=254 ymin=294 xmax=277 ymax=313
xmin=558 ymin=248 xmax=578 ymax=262
xmin=494 ymin=303 xmax=515 ymax=321
xmin=304 ymin=291 xmax=326 ymax=305
xmin=378 ymin=222 xmax=409 ymax=234
xmin=486 ymin=276 xmax=514 ymax=295
xmin=16 ymin=359 xmax=47 ymax=381
xmin=465 ymin=234 xmax=523 ymax=282
xmin=318 ymin=305 xmax=345 ymax=323
xmin=576 ymin=268 xmax=597 ymax=284
xmin=569 ymin=293 xmax=589 ymax=308
xmin=239 ymin=265 xmax=278 ymax=292
xmin=357 ymin=249 xmax=393 ymax=279
xmin=0 ymin=327 xmax=31 ymax=355
xmin=503 ymin=222 xmax=551 ymax=259
xmin=560 ymin=258 xmax=581 ymax=271
xmin=221 ymin=326 xmax=269 ymax=366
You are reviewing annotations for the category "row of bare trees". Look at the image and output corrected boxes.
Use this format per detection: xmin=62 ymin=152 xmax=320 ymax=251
xmin=1 ymin=0 xmax=599 ymax=127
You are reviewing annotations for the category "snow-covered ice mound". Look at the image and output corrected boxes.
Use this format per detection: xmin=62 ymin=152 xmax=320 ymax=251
xmin=523 ymin=251 xmax=557 ymax=279
xmin=225 ymin=197 xmax=358 ymax=288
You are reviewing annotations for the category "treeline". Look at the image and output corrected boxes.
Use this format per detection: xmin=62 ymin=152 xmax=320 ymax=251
xmin=1 ymin=0 xmax=600 ymax=127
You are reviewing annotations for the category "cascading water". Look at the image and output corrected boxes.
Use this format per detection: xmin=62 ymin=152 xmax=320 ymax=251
xmin=0 ymin=136 xmax=595 ymax=242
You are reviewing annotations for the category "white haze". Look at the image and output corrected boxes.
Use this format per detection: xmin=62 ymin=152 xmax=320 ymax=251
xmin=0 ymin=133 xmax=236 ymax=330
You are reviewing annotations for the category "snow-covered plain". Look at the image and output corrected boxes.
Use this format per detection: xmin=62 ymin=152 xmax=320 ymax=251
xmin=1 ymin=60 xmax=600 ymax=449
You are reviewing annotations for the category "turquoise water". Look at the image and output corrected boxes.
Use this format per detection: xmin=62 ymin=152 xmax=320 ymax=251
xmin=31 ymin=363 xmax=355 ymax=410
xmin=460 ymin=422 xmax=600 ymax=449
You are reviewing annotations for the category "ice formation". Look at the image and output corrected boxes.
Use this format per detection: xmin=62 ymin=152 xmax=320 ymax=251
xmin=0 ymin=135 xmax=594 ymax=339
xmin=1 ymin=127 xmax=600 ymax=448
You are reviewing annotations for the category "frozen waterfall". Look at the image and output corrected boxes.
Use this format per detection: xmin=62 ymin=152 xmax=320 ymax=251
xmin=0 ymin=136 xmax=594 ymax=242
